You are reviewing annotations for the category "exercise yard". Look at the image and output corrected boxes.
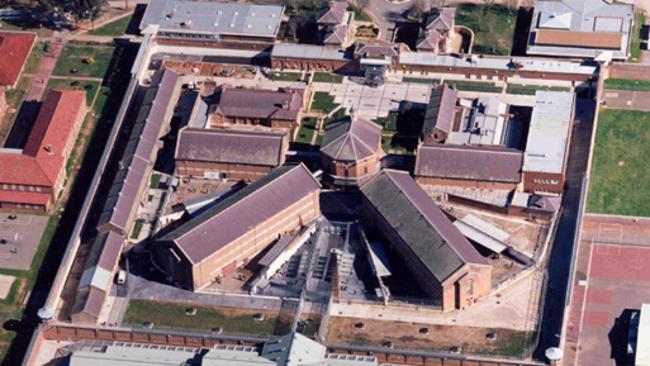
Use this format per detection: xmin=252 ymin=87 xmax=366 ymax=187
xmin=587 ymin=109 xmax=650 ymax=216
xmin=455 ymin=4 xmax=517 ymax=56
xmin=53 ymin=45 xmax=115 ymax=78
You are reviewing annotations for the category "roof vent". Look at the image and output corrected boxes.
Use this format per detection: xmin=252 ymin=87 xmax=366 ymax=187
xmin=43 ymin=145 xmax=53 ymax=155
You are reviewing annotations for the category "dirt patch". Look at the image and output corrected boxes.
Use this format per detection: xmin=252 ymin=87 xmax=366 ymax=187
xmin=327 ymin=316 xmax=534 ymax=358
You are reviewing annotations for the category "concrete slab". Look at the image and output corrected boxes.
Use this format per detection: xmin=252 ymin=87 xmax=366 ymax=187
xmin=0 ymin=214 xmax=48 ymax=270
xmin=0 ymin=274 xmax=15 ymax=300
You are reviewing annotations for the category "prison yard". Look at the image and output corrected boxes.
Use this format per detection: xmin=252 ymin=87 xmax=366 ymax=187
xmin=588 ymin=109 xmax=650 ymax=217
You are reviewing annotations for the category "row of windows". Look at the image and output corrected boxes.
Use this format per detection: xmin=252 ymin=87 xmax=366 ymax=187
xmin=1 ymin=184 xmax=45 ymax=192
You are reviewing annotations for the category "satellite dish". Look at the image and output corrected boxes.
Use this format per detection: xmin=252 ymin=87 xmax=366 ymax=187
xmin=545 ymin=347 xmax=564 ymax=361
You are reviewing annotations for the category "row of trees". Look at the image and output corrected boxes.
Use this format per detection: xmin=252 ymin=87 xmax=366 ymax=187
xmin=38 ymin=0 xmax=107 ymax=21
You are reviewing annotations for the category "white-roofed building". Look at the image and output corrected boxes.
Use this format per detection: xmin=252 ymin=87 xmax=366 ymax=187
xmin=522 ymin=90 xmax=575 ymax=193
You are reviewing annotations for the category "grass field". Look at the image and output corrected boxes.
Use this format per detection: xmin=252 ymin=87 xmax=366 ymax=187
xmin=296 ymin=117 xmax=317 ymax=144
xmin=123 ymin=299 xmax=291 ymax=336
xmin=506 ymin=84 xmax=571 ymax=95
xmin=403 ymin=77 xmax=441 ymax=85
xmin=375 ymin=113 xmax=397 ymax=131
xmin=446 ymin=80 xmax=502 ymax=93
xmin=43 ymin=78 xmax=100 ymax=106
xmin=90 ymin=15 xmax=132 ymax=36
xmin=23 ymin=41 xmax=45 ymax=75
xmin=629 ymin=12 xmax=646 ymax=63
xmin=313 ymin=72 xmax=343 ymax=83
xmin=604 ymin=78 xmax=650 ymax=92
xmin=0 ymin=20 xmax=53 ymax=38
xmin=53 ymin=45 xmax=115 ymax=78
xmin=588 ymin=109 xmax=650 ymax=216
xmin=456 ymin=4 xmax=517 ymax=55
xmin=310 ymin=92 xmax=338 ymax=113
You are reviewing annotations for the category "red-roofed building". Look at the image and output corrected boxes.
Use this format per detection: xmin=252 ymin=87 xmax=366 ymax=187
xmin=0 ymin=90 xmax=86 ymax=211
xmin=0 ymin=32 xmax=36 ymax=88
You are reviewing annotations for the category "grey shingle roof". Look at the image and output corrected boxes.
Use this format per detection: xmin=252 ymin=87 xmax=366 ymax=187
xmin=176 ymin=127 xmax=287 ymax=167
xmin=422 ymin=84 xmax=457 ymax=137
xmin=361 ymin=169 xmax=487 ymax=282
xmin=215 ymin=86 xmax=303 ymax=121
xmin=318 ymin=1 xmax=347 ymax=24
xmin=159 ymin=163 xmax=320 ymax=264
xmin=321 ymin=117 xmax=382 ymax=161
xmin=415 ymin=144 xmax=523 ymax=183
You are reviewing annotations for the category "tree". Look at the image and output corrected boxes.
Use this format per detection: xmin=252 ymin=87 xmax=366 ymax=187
xmin=407 ymin=0 xmax=427 ymax=22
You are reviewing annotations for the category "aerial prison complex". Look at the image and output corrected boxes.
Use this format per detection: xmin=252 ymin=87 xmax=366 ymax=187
xmin=10 ymin=0 xmax=624 ymax=363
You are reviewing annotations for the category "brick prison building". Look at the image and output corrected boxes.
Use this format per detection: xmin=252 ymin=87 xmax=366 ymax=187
xmin=320 ymin=116 xmax=384 ymax=187
xmin=0 ymin=90 xmax=86 ymax=211
xmin=360 ymin=169 xmax=492 ymax=311
xmin=154 ymin=163 xmax=321 ymax=290
xmin=175 ymin=127 xmax=289 ymax=181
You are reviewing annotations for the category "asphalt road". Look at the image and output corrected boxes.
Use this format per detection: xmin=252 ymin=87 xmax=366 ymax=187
xmin=534 ymin=99 xmax=596 ymax=358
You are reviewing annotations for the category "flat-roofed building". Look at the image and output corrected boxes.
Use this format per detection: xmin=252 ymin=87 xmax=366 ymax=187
xmin=415 ymin=144 xmax=523 ymax=190
xmin=175 ymin=127 xmax=289 ymax=181
xmin=209 ymin=86 xmax=304 ymax=132
xmin=140 ymin=0 xmax=284 ymax=49
xmin=522 ymin=90 xmax=575 ymax=193
xmin=420 ymin=83 xmax=458 ymax=143
xmin=527 ymin=0 xmax=634 ymax=60
xmin=360 ymin=169 xmax=491 ymax=311
xmin=270 ymin=43 xmax=353 ymax=72
xmin=320 ymin=116 xmax=384 ymax=187
xmin=154 ymin=163 xmax=321 ymax=290
xmin=0 ymin=90 xmax=86 ymax=211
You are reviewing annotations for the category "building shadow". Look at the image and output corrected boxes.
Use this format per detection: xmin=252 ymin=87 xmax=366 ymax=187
xmin=511 ymin=7 xmax=533 ymax=56
xmin=608 ymin=308 xmax=636 ymax=366
xmin=3 ymin=100 xmax=41 ymax=149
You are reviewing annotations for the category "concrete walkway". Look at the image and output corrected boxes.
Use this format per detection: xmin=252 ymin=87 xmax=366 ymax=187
xmin=26 ymin=33 xmax=66 ymax=101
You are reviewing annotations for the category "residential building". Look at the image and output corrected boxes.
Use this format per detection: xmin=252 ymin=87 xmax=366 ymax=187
xmin=0 ymin=90 xmax=86 ymax=211
xmin=522 ymin=90 xmax=575 ymax=193
xmin=318 ymin=1 xmax=355 ymax=48
xmin=209 ymin=86 xmax=305 ymax=131
xmin=527 ymin=0 xmax=634 ymax=60
xmin=360 ymin=169 xmax=492 ymax=311
xmin=417 ymin=7 xmax=457 ymax=53
xmin=0 ymin=31 xmax=36 ymax=88
xmin=175 ymin=127 xmax=289 ymax=181
xmin=420 ymin=83 xmax=458 ymax=143
xmin=140 ymin=0 xmax=284 ymax=49
xmin=153 ymin=163 xmax=321 ymax=290
xmin=415 ymin=144 xmax=524 ymax=190
xmin=320 ymin=116 xmax=384 ymax=187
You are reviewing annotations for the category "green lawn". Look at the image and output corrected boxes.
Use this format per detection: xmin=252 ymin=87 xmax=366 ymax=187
xmin=506 ymin=84 xmax=571 ymax=95
xmin=629 ymin=12 xmax=646 ymax=63
xmin=0 ymin=20 xmax=53 ymax=38
xmin=445 ymin=80 xmax=502 ymax=93
xmin=90 ymin=15 xmax=132 ymax=36
xmin=123 ymin=299 xmax=289 ymax=336
xmin=296 ymin=117 xmax=317 ymax=144
xmin=456 ymin=4 xmax=517 ymax=55
xmin=403 ymin=77 xmax=441 ymax=85
xmin=23 ymin=41 xmax=45 ymax=75
xmin=313 ymin=72 xmax=343 ymax=83
xmin=323 ymin=108 xmax=347 ymax=126
xmin=375 ymin=113 xmax=397 ymax=131
xmin=588 ymin=109 xmax=650 ymax=216
xmin=53 ymin=45 xmax=115 ymax=78
xmin=604 ymin=78 xmax=650 ymax=92
xmin=150 ymin=173 xmax=162 ymax=189
xmin=269 ymin=71 xmax=304 ymax=81
xmin=43 ymin=79 xmax=100 ymax=106
xmin=130 ymin=220 xmax=144 ymax=239
xmin=310 ymin=92 xmax=338 ymax=113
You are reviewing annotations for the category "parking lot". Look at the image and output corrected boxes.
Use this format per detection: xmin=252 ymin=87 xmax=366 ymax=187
xmin=0 ymin=214 xmax=48 ymax=270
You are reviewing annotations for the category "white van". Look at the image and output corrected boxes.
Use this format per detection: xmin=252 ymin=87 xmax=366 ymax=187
xmin=116 ymin=270 xmax=127 ymax=285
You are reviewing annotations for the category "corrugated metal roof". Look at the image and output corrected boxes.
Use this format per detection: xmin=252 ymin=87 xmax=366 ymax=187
xmin=522 ymin=90 xmax=574 ymax=174
xmin=140 ymin=0 xmax=284 ymax=38
xmin=361 ymin=170 xmax=487 ymax=282
xmin=159 ymin=163 xmax=320 ymax=264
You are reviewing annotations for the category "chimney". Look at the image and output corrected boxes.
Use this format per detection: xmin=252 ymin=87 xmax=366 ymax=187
xmin=43 ymin=145 xmax=53 ymax=155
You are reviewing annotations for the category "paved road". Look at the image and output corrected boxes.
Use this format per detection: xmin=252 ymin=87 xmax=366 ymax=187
xmin=534 ymin=99 xmax=596 ymax=358
xmin=26 ymin=34 xmax=66 ymax=102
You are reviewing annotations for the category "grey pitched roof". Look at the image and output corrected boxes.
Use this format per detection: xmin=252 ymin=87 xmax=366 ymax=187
xmin=361 ymin=170 xmax=487 ymax=282
xmin=215 ymin=86 xmax=303 ymax=121
xmin=321 ymin=117 xmax=382 ymax=161
xmin=424 ymin=7 xmax=456 ymax=32
xmin=318 ymin=1 xmax=347 ymax=24
xmin=415 ymin=144 xmax=523 ymax=183
xmin=416 ymin=28 xmax=440 ymax=51
xmin=356 ymin=41 xmax=398 ymax=58
xmin=422 ymin=83 xmax=457 ymax=136
xmin=176 ymin=127 xmax=287 ymax=167
xmin=271 ymin=43 xmax=350 ymax=61
xmin=70 ymin=286 xmax=105 ymax=319
xmin=323 ymin=24 xmax=347 ymax=45
xmin=159 ymin=163 xmax=320 ymax=264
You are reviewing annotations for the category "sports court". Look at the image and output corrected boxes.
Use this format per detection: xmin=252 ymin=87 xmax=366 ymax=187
xmin=0 ymin=214 xmax=48 ymax=270
xmin=564 ymin=214 xmax=650 ymax=366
